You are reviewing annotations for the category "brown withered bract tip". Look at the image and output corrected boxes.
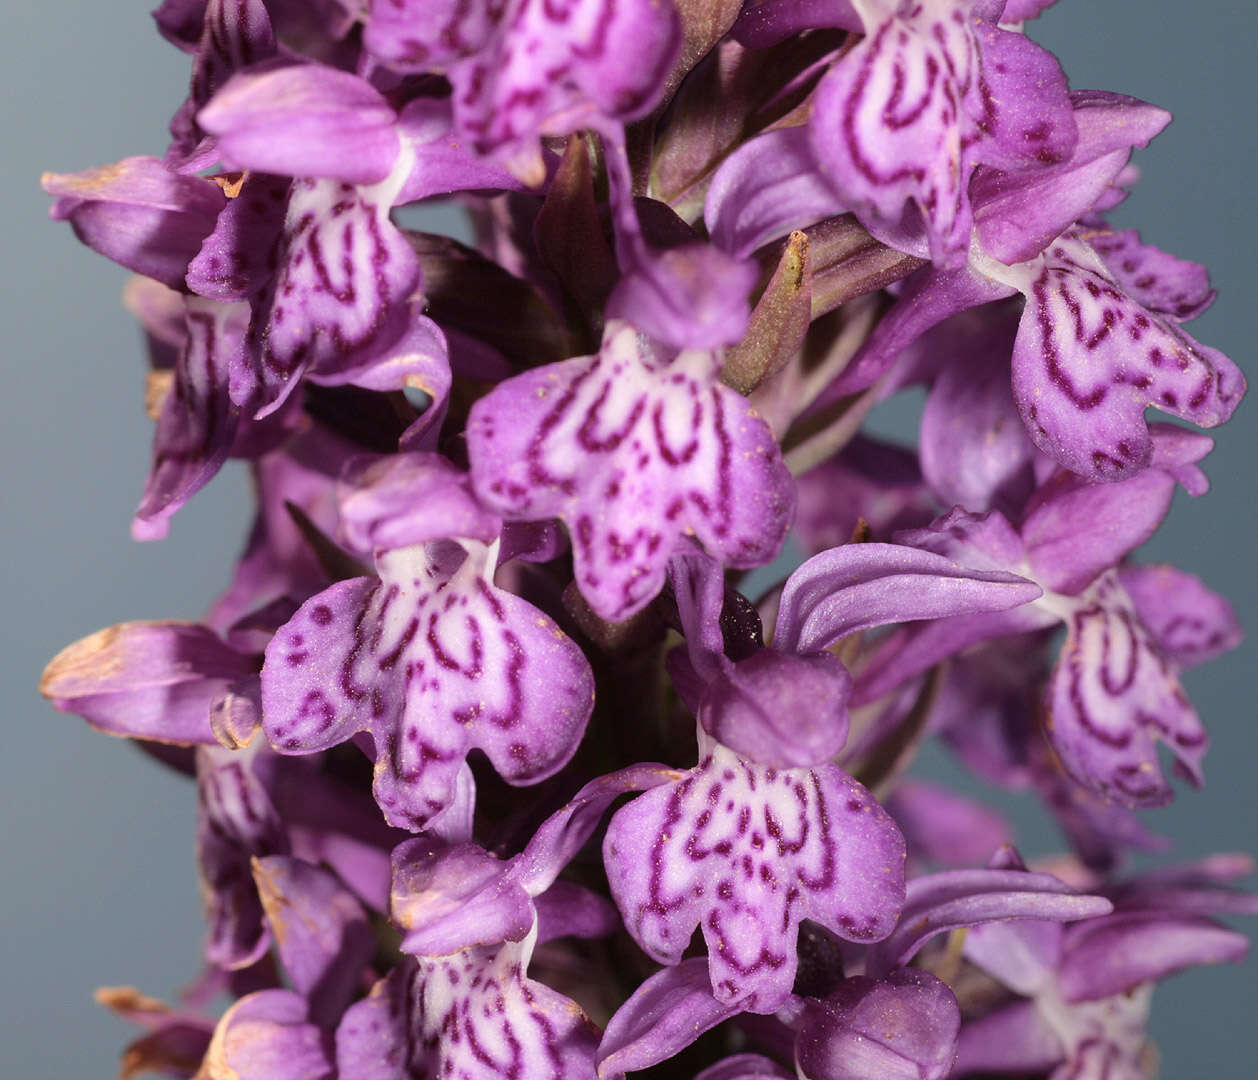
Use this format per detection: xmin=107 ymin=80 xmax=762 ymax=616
xmin=41 ymin=160 xmax=128 ymax=197
xmin=121 ymin=1039 xmax=208 ymax=1080
xmin=40 ymin=624 xmax=126 ymax=698
xmin=211 ymin=170 xmax=248 ymax=199
xmin=146 ymin=370 xmax=175 ymax=420
xmin=94 ymin=986 xmax=171 ymax=1016
xmin=249 ymin=857 xmax=293 ymax=948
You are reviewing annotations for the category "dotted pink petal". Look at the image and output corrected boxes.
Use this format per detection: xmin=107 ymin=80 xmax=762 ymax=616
xmin=261 ymin=544 xmax=593 ymax=831
xmin=603 ymin=736 xmax=905 ymax=1013
xmin=468 ymin=322 xmax=794 ymax=622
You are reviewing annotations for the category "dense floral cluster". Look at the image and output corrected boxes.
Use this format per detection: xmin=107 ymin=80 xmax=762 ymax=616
xmin=41 ymin=2 xmax=1255 ymax=1077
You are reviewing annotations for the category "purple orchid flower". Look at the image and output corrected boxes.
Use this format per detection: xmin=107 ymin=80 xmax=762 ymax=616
xmin=955 ymin=855 xmax=1258 ymax=1079
xmin=467 ymin=320 xmax=795 ymax=622
xmin=855 ymin=434 xmax=1241 ymax=807
xmin=809 ymin=91 xmax=1244 ymax=481
xmin=603 ymin=726 xmax=907 ymax=1013
xmin=710 ymin=0 xmax=1076 ymax=266
xmin=337 ymin=765 xmax=676 ymax=1079
xmin=600 ymin=543 xmax=1044 ymax=1014
xmin=40 ymin=3 xmax=1256 ymax=1077
xmin=260 ymin=453 xmax=595 ymax=831
xmin=362 ymin=0 xmax=682 ymax=184
xmin=595 ymin=848 xmax=1110 ymax=1076
xmin=194 ymin=65 xmax=524 ymax=419
xmin=810 ymin=0 xmax=1076 ymax=267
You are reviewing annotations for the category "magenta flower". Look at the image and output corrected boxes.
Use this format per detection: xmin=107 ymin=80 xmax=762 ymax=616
xmin=468 ymin=320 xmax=795 ymax=621
xmin=39 ymin=2 xmax=1253 ymax=1077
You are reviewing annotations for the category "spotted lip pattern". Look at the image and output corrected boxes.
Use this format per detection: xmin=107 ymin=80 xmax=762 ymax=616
xmin=604 ymin=738 xmax=906 ymax=1014
xmin=261 ymin=545 xmax=594 ymax=832
xmin=468 ymin=323 xmax=794 ymax=623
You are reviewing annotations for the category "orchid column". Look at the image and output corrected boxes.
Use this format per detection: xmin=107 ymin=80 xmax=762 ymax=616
xmin=38 ymin=2 xmax=1254 ymax=1079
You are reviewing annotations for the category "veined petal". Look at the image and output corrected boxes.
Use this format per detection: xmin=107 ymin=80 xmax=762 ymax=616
xmin=1088 ymin=225 xmax=1216 ymax=323
xmin=335 ymin=940 xmax=599 ymax=1080
xmin=445 ymin=0 xmax=681 ymax=169
xmin=809 ymin=1 xmax=1073 ymax=267
xmin=260 ymin=576 xmax=379 ymax=756
xmin=967 ymin=20 xmax=1074 ymax=173
xmin=239 ymin=154 xmax=421 ymax=415
xmin=134 ymin=297 xmax=249 ymax=540
xmin=262 ymin=543 xmax=593 ymax=831
xmin=1117 ymin=565 xmax=1242 ymax=670
xmin=603 ymin=736 xmax=905 ymax=1013
xmin=773 ymin=542 xmax=1041 ymax=655
xmin=811 ymin=2 xmax=981 ymax=265
xmin=997 ymin=234 xmax=1245 ymax=481
xmin=468 ymin=322 xmax=794 ymax=622
xmin=167 ymin=0 xmax=277 ymax=167
xmin=43 ymin=156 xmax=225 ymax=289
xmin=362 ymin=0 xmax=504 ymax=71
xmin=41 ymin=620 xmax=254 ymax=745
xmin=1046 ymin=572 xmax=1208 ymax=808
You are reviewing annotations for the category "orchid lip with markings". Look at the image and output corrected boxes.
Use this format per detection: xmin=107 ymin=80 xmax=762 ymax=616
xmin=38 ymin=1 xmax=1255 ymax=1076
xmin=809 ymin=0 xmax=1076 ymax=267
xmin=261 ymin=457 xmax=593 ymax=831
xmin=603 ymin=727 xmax=907 ymax=1014
xmin=361 ymin=0 xmax=682 ymax=181
xmin=878 ymin=445 xmax=1241 ymax=807
xmin=468 ymin=320 xmax=795 ymax=622
xmin=261 ymin=536 xmax=594 ymax=832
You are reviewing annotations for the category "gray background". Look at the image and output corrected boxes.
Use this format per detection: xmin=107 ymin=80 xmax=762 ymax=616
xmin=2 ymin=2 xmax=1253 ymax=1075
